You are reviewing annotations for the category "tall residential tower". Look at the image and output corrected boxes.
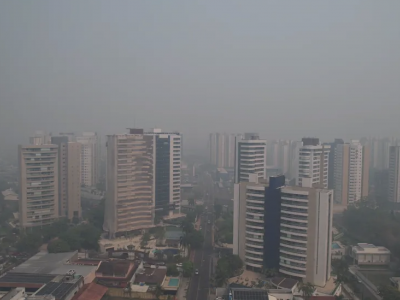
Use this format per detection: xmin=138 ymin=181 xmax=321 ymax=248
xmin=145 ymin=129 xmax=182 ymax=218
xmin=76 ymin=132 xmax=100 ymax=187
xmin=103 ymin=129 xmax=155 ymax=238
xmin=234 ymin=133 xmax=266 ymax=183
xmin=19 ymin=144 xmax=59 ymax=228
xmin=297 ymin=138 xmax=330 ymax=188
xmin=333 ymin=140 xmax=369 ymax=206
xmin=388 ymin=146 xmax=400 ymax=203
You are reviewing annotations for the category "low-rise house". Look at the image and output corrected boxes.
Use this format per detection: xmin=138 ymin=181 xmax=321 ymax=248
xmin=351 ymin=243 xmax=390 ymax=265
xmin=95 ymin=260 xmax=136 ymax=288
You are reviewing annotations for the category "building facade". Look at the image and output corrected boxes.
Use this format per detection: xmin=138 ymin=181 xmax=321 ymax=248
xmin=51 ymin=136 xmax=82 ymax=220
xmin=234 ymin=133 xmax=267 ymax=183
xmin=334 ymin=140 xmax=369 ymax=206
xmin=18 ymin=144 xmax=59 ymax=228
xmin=233 ymin=174 xmax=268 ymax=271
xmin=233 ymin=175 xmax=333 ymax=286
xmin=297 ymin=138 xmax=330 ymax=188
xmin=76 ymin=132 xmax=100 ymax=187
xmin=325 ymin=139 xmax=344 ymax=190
xmin=388 ymin=146 xmax=400 ymax=203
xmin=279 ymin=179 xmax=333 ymax=287
xmin=209 ymin=133 xmax=242 ymax=168
xmin=103 ymin=129 xmax=155 ymax=238
xmin=145 ymin=129 xmax=181 ymax=218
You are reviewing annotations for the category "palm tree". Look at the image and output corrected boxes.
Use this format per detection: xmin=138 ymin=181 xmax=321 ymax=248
xmin=298 ymin=282 xmax=315 ymax=300
xmin=154 ymin=284 xmax=163 ymax=300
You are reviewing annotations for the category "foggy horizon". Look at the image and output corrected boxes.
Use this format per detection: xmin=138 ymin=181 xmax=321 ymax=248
xmin=1 ymin=1 xmax=400 ymax=158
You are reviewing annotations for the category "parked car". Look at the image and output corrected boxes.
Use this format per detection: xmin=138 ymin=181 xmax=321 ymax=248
xmin=176 ymin=263 xmax=183 ymax=267
xmin=195 ymin=269 xmax=199 ymax=275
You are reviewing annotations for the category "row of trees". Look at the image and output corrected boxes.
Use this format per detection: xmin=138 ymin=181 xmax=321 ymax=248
xmin=180 ymin=214 xmax=204 ymax=249
xmin=342 ymin=198 xmax=400 ymax=258
xmin=16 ymin=219 xmax=101 ymax=253
xmin=214 ymin=254 xmax=243 ymax=286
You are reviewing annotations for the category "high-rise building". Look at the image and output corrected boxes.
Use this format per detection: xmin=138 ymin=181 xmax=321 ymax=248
xmin=18 ymin=144 xmax=59 ymax=228
xmin=324 ymin=139 xmax=344 ymax=190
xmin=51 ymin=137 xmax=82 ymax=219
xmin=145 ymin=129 xmax=182 ymax=218
xmin=209 ymin=133 xmax=243 ymax=168
xmin=287 ymin=140 xmax=303 ymax=183
xmin=279 ymin=179 xmax=333 ymax=287
xmin=234 ymin=133 xmax=266 ymax=183
xmin=76 ymin=132 xmax=100 ymax=187
xmin=233 ymin=174 xmax=270 ymax=271
xmin=29 ymin=131 xmax=52 ymax=145
xmin=297 ymin=138 xmax=330 ymax=188
xmin=103 ymin=129 xmax=155 ymax=239
xmin=233 ymin=176 xmax=333 ymax=286
xmin=334 ymin=140 xmax=369 ymax=206
xmin=388 ymin=146 xmax=400 ymax=203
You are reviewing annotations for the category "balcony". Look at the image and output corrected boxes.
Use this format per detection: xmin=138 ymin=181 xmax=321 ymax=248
xmin=280 ymin=227 xmax=307 ymax=236
xmin=280 ymin=240 xmax=307 ymax=249
xmin=281 ymin=235 xmax=307 ymax=243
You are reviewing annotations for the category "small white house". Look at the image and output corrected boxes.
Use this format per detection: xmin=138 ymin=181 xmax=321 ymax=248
xmin=351 ymin=243 xmax=390 ymax=265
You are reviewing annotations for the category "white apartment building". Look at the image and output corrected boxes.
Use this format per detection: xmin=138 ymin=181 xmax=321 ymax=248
xmin=279 ymin=178 xmax=333 ymax=287
xmin=297 ymin=138 xmax=330 ymax=188
xmin=18 ymin=144 xmax=59 ymax=228
xmin=103 ymin=129 xmax=155 ymax=238
xmin=145 ymin=129 xmax=182 ymax=218
xmin=233 ymin=174 xmax=267 ymax=271
xmin=234 ymin=133 xmax=266 ymax=183
xmin=29 ymin=131 xmax=52 ymax=146
xmin=334 ymin=140 xmax=369 ymax=206
xmin=388 ymin=146 xmax=400 ymax=203
xmin=76 ymin=132 xmax=100 ymax=187
xmin=209 ymin=133 xmax=243 ymax=168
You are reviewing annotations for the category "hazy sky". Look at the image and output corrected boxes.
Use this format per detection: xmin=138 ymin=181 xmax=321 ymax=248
xmin=1 ymin=1 xmax=400 ymax=157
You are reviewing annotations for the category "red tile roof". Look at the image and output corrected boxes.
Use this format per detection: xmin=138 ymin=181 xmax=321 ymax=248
xmin=71 ymin=282 xmax=108 ymax=300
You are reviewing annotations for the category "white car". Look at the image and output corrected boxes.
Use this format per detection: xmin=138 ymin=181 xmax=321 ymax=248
xmin=176 ymin=263 xmax=183 ymax=267
xmin=195 ymin=269 xmax=199 ymax=275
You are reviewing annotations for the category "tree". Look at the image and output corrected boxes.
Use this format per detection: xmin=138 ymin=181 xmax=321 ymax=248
xmin=378 ymin=285 xmax=400 ymax=300
xmin=154 ymin=284 xmax=163 ymax=300
xmin=16 ymin=232 xmax=42 ymax=253
xmin=182 ymin=261 xmax=194 ymax=277
xmin=183 ymin=230 xmax=204 ymax=249
xmin=167 ymin=265 xmax=179 ymax=276
xmin=195 ymin=205 xmax=204 ymax=217
xmin=127 ymin=244 xmax=134 ymax=251
xmin=298 ymin=282 xmax=315 ymax=300
xmin=87 ymin=199 xmax=105 ymax=230
xmin=47 ymin=239 xmax=71 ymax=253
xmin=188 ymin=198 xmax=195 ymax=206
xmin=214 ymin=254 xmax=243 ymax=287
xmin=155 ymin=251 xmax=164 ymax=261
xmin=214 ymin=204 xmax=223 ymax=219
xmin=76 ymin=224 xmax=101 ymax=251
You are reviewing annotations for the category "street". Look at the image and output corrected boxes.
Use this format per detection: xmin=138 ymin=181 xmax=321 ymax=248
xmin=186 ymin=171 xmax=215 ymax=300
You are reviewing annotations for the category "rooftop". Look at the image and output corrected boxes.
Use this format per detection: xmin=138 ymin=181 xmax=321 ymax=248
xmin=35 ymin=275 xmax=82 ymax=300
xmin=230 ymin=287 xmax=269 ymax=300
xmin=0 ymin=273 xmax=56 ymax=288
xmin=11 ymin=251 xmax=78 ymax=274
xmin=96 ymin=261 xmax=135 ymax=278
xmin=353 ymin=243 xmax=390 ymax=254
xmin=134 ymin=267 xmax=167 ymax=285
xmin=71 ymin=283 xmax=107 ymax=300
